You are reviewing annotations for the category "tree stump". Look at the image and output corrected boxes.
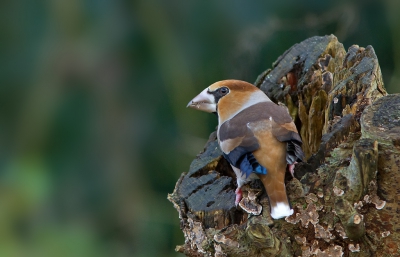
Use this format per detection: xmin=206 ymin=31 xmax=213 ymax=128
xmin=168 ymin=35 xmax=400 ymax=256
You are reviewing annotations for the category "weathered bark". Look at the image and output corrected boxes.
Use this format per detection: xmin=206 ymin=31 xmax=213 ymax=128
xmin=168 ymin=35 xmax=400 ymax=256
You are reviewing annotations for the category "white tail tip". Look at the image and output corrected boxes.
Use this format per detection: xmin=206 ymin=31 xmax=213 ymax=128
xmin=270 ymin=202 xmax=293 ymax=219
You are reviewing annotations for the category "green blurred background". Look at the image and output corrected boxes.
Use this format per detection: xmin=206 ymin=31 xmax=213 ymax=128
xmin=1 ymin=0 xmax=399 ymax=256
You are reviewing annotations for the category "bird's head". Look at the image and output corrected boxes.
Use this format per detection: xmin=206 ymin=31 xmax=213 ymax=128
xmin=187 ymin=80 xmax=270 ymax=121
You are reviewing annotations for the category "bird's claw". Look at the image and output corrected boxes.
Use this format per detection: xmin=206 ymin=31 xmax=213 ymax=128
xmin=288 ymin=162 xmax=298 ymax=177
xmin=235 ymin=187 xmax=243 ymax=206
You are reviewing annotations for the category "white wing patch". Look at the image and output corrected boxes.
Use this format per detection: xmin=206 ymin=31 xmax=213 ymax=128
xmin=219 ymin=137 xmax=245 ymax=154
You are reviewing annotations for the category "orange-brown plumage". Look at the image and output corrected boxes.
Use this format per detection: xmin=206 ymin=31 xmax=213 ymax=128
xmin=187 ymin=80 xmax=304 ymax=219
xmin=209 ymin=80 xmax=264 ymax=123
xmin=251 ymin=123 xmax=290 ymax=218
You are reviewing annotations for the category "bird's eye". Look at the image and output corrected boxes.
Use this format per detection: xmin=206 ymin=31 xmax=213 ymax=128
xmin=220 ymin=87 xmax=229 ymax=95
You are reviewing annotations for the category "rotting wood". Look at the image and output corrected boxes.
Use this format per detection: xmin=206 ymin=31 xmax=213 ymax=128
xmin=168 ymin=35 xmax=400 ymax=256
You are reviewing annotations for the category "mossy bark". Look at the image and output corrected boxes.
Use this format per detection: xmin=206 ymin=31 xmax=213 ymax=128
xmin=168 ymin=35 xmax=400 ymax=256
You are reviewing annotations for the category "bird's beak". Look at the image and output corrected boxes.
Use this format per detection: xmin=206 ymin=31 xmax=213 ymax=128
xmin=186 ymin=88 xmax=217 ymax=113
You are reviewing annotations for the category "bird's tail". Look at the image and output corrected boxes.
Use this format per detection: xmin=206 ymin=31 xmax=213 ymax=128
xmin=259 ymin=172 xmax=293 ymax=219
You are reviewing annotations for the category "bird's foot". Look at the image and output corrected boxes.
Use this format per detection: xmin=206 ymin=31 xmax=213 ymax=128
xmin=235 ymin=187 xmax=243 ymax=206
xmin=288 ymin=162 xmax=298 ymax=177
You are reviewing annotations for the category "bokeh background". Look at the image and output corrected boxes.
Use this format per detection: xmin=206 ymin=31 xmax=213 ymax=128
xmin=1 ymin=0 xmax=399 ymax=256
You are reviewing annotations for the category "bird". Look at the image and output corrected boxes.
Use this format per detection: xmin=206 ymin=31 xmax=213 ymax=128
xmin=187 ymin=80 xmax=304 ymax=219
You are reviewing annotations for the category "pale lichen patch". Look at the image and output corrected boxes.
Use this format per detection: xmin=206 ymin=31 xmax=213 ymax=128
xmin=286 ymin=203 xmax=319 ymax=228
xmin=348 ymin=243 xmax=360 ymax=252
xmin=300 ymin=240 xmax=344 ymax=257
xmin=353 ymin=214 xmax=363 ymax=224
xmin=353 ymin=201 xmax=363 ymax=210
xmin=305 ymin=193 xmax=319 ymax=203
xmin=315 ymin=224 xmax=335 ymax=242
xmin=295 ymin=235 xmax=307 ymax=246
xmin=213 ymin=234 xmax=240 ymax=248
xmin=381 ymin=231 xmax=390 ymax=238
xmin=184 ymin=218 xmax=209 ymax=254
xmin=333 ymin=186 xmax=344 ymax=196
xmin=334 ymin=223 xmax=348 ymax=239
xmin=239 ymin=188 xmax=263 ymax=215
xmin=371 ymin=196 xmax=386 ymax=210
xmin=364 ymin=180 xmax=386 ymax=209
xmin=214 ymin=244 xmax=227 ymax=257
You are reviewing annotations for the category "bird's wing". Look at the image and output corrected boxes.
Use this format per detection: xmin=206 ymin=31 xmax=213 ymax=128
xmin=219 ymin=101 xmax=304 ymax=171
xmin=219 ymin=119 xmax=266 ymax=178
xmin=270 ymin=120 xmax=305 ymax=164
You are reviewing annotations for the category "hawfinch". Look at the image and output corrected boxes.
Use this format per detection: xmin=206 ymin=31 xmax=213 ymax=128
xmin=187 ymin=80 xmax=304 ymax=219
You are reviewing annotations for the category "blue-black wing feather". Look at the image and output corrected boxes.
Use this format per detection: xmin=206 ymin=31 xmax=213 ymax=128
xmin=219 ymin=117 xmax=268 ymax=177
xmin=223 ymin=148 xmax=267 ymax=178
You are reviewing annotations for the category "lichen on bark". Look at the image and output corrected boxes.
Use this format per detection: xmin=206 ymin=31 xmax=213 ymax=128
xmin=168 ymin=35 xmax=400 ymax=256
